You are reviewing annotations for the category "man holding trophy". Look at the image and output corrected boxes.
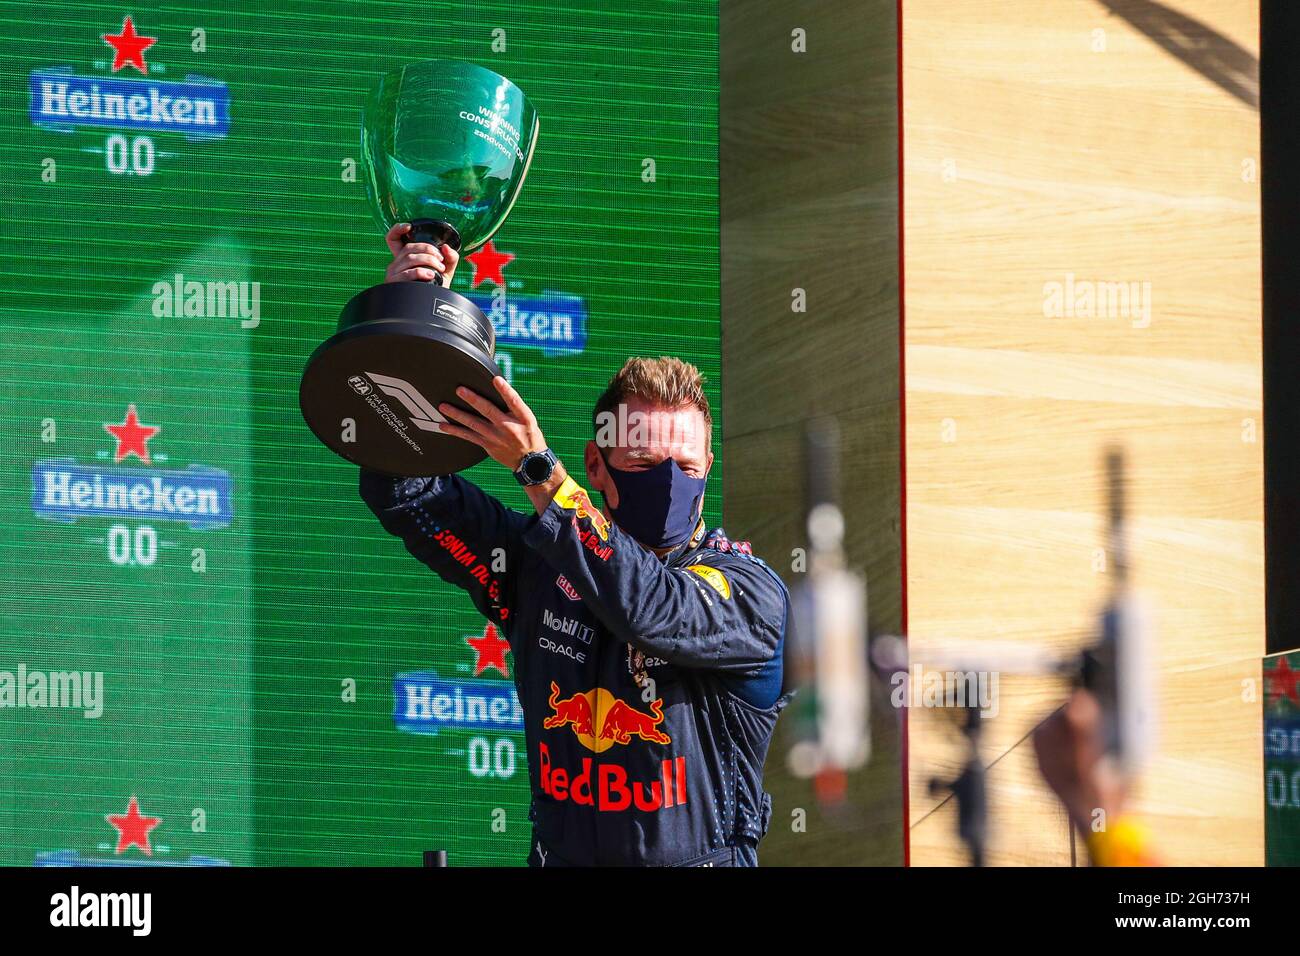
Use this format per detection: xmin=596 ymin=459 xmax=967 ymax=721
xmin=302 ymin=60 xmax=789 ymax=866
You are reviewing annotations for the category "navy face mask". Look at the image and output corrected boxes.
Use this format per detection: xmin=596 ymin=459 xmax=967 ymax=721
xmin=601 ymin=453 xmax=708 ymax=549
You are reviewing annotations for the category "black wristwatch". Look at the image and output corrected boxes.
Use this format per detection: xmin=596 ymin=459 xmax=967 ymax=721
xmin=514 ymin=447 xmax=558 ymax=486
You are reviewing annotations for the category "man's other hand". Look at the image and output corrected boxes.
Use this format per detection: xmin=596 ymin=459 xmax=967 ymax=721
xmin=384 ymin=222 xmax=460 ymax=285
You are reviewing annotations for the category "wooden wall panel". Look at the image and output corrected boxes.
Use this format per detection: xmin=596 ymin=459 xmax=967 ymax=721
xmin=903 ymin=0 xmax=1263 ymax=865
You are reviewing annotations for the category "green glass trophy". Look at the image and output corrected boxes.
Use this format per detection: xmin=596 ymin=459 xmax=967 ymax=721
xmin=299 ymin=60 xmax=539 ymax=476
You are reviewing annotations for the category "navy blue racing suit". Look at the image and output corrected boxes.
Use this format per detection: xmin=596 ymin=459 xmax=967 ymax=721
xmin=359 ymin=467 xmax=790 ymax=866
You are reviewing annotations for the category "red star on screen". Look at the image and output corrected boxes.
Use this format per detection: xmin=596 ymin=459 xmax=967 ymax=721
xmin=466 ymin=240 xmax=515 ymax=289
xmin=104 ymin=404 xmax=160 ymax=464
xmin=101 ymin=16 xmax=157 ymax=74
xmin=1266 ymin=656 xmax=1300 ymax=707
xmin=466 ymin=622 xmax=511 ymax=677
xmin=106 ymin=796 xmax=162 ymax=855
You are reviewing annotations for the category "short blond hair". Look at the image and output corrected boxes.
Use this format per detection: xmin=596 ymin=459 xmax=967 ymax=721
xmin=593 ymin=356 xmax=713 ymax=440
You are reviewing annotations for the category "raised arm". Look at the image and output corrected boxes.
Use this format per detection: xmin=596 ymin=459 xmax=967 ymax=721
xmin=358 ymin=469 xmax=529 ymax=628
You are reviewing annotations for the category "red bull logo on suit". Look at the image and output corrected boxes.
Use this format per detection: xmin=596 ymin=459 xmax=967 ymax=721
xmin=542 ymin=681 xmax=671 ymax=749
xmin=539 ymin=681 xmax=686 ymax=812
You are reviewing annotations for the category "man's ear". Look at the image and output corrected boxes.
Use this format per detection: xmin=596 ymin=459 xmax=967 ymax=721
xmin=584 ymin=440 xmax=600 ymax=483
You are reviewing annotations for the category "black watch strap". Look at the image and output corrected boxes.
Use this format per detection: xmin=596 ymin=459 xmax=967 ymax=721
xmin=514 ymin=447 xmax=558 ymax=486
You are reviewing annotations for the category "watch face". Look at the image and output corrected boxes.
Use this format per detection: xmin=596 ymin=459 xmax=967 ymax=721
xmin=523 ymin=453 xmax=551 ymax=482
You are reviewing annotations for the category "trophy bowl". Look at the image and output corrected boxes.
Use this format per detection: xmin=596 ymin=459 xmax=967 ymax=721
xmin=299 ymin=59 xmax=539 ymax=477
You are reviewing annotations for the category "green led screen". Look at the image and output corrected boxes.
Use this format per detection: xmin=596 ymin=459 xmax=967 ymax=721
xmin=0 ymin=0 xmax=720 ymax=866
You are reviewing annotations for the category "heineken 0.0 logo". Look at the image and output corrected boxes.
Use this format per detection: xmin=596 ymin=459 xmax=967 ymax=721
xmin=29 ymin=16 xmax=231 ymax=178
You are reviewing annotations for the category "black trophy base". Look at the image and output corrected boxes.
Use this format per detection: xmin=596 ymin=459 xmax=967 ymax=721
xmin=299 ymin=281 xmax=505 ymax=477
